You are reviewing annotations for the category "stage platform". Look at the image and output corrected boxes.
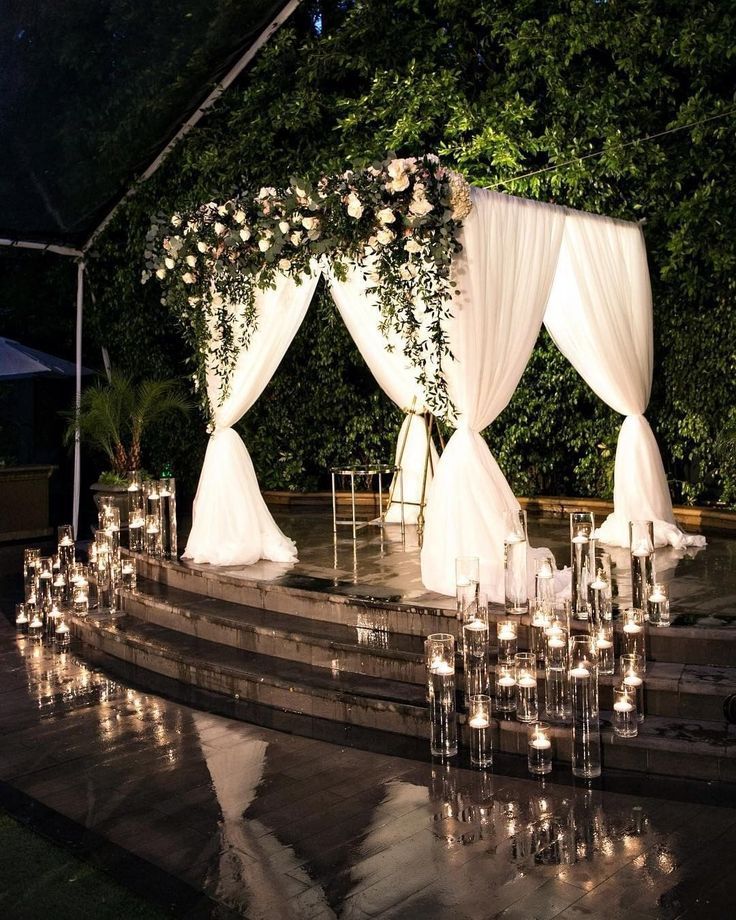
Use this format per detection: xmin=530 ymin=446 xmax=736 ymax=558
xmin=67 ymin=509 xmax=736 ymax=784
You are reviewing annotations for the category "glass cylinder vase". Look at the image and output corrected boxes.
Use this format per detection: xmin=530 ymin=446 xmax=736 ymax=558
xmin=462 ymin=603 xmax=490 ymax=700
xmin=159 ymin=477 xmax=177 ymax=560
xmin=527 ymin=722 xmax=553 ymax=776
xmin=504 ymin=509 xmax=528 ymax=615
xmin=426 ymin=634 xmax=458 ymax=757
xmin=128 ymin=472 xmax=145 ymax=553
xmin=544 ymin=626 xmax=571 ymax=722
xmin=613 ymin=686 xmax=638 ymax=738
xmin=495 ymin=662 xmax=517 ymax=714
xmin=629 ymin=520 xmax=654 ymax=612
xmin=570 ymin=512 xmax=595 ymax=620
xmin=594 ymin=622 xmax=615 ymax=675
xmin=515 ymin=652 xmax=539 ymax=723
xmin=23 ymin=548 xmax=40 ymax=603
xmin=468 ymin=694 xmax=493 ymax=767
xmin=647 ymin=582 xmax=670 ymax=628
xmin=455 ymin=556 xmax=479 ymax=621
xmin=496 ymin=619 xmax=518 ymax=666
xmin=570 ymin=651 xmax=601 ymax=780
xmin=535 ymin=554 xmax=556 ymax=616
xmin=621 ymin=607 xmax=647 ymax=672
xmin=620 ymin=653 xmax=645 ymax=723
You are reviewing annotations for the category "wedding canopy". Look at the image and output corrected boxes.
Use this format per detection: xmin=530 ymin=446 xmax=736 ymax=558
xmin=183 ymin=185 xmax=704 ymax=600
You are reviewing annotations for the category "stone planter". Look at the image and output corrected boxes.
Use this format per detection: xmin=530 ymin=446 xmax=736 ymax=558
xmin=0 ymin=465 xmax=56 ymax=541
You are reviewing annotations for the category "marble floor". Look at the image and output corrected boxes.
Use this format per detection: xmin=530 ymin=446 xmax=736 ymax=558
xmin=1 ymin=611 xmax=735 ymax=919
xmin=208 ymin=510 xmax=736 ymax=624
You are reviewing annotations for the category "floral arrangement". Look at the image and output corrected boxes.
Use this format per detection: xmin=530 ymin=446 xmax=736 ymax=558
xmin=142 ymin=154 xmax=472 ymax=418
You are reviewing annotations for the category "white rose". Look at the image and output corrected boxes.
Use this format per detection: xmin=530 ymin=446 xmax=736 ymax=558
xmin=387 ymin=174 xmax=410 ymax=193
xmin=376 ymin=207 xmax=396 ymax=225
xmin=258 ymin=238 xmax=271 ymax=252
xmin=290 ymin=231 xmax=303 ymax=246
xmin=185 ymin=255 xmax=197 ymax=267
xmin=405 ymin=238 xmax=421 ymax=253
xmin=376 ymin=228 xmax=395 ymax=246
xmin=346 ymin=192 xmax=364 ymax=219
xmin=279 ymin=220 xmax=290 ymax=234
xmin=188 ymin=296 xmax=200 ymax=306
xmin=171 ymin=213 xmax=182 ymax=227
xmin=155 ymin=268 xmax=166 ymax=280
xmin=301 ymin=216 xmax=319 ymax=231
xmin=295 ymin=185 xmax=306 ymax=198
xmin=164 ymin=257 xmax=175 ymax=270
xmin=409 ymin=195 xmax=433 ymax=216
xmin=278 ymin=258 xmax=291 ymax=271
xmin=214 ymin=222 xmax=226 ymax=236
xmin=217 ymin=205 xmax=228 ymax=217
xmin=197 ymin=241 xmax=208 ymax=253
xmin=182 ymin=272 xmax=196 ymax=284
xmin=258 ymin=186 xmax=277 ymax=199
xmin=211 ymin=293 xmax=224 ymax=308
xmin=234 ymin=210 xmax=246 ymax=224
xmin=239 ymin=228 xmax=251 ymax=241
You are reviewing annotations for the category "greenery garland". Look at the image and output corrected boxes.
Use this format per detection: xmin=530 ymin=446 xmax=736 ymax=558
xmin=142 ymin=154 xmax=472 ymax=420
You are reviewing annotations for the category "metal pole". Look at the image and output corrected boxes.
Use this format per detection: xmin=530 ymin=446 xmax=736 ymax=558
xmin=73 ymin=261 xmax=84 ymax=539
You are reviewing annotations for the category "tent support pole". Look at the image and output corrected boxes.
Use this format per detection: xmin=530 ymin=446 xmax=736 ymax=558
xmin=73 ymin=261 xmax=84 ymax=540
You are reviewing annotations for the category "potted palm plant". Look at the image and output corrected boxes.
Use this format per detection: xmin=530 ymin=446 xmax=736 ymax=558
xmin=65 ymin=372 xmax=192 ymax=522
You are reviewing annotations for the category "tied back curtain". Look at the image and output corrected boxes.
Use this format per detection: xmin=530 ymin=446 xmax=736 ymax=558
xmin=184 ymin=269 xmax=321 ymax=565
xmin=421 ymin=188 xmax=566 ymax=598
xmin=328 ymin=263 xmax=439 ymax=524
xmin=544 ymin=213 xmax=705 ymax=549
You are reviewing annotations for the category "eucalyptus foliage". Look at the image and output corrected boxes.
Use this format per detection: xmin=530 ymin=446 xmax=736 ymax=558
xmin=143 ymin=155 xmax=470 ymax=419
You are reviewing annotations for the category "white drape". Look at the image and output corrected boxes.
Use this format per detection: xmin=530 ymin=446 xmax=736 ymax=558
xmin=183 ymin=269 xmax=321 ymax=565
xmin=328 ymin=263 xmax=439 ymax=524
xmin=420 ymin=188 xmax=566 ymax=598
xmin=544 ymin=212 xmax=704 ymax=549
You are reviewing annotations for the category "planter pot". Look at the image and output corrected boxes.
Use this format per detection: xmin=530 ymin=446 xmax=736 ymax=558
xmin=91 ymin=482 xmax=130 ymax=529
xmin=0 ymin=465 xmax=56 ymax=541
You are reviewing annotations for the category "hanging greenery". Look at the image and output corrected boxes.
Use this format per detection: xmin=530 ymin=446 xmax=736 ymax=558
xmin=142 ymin=154 xmax=472 ymax=420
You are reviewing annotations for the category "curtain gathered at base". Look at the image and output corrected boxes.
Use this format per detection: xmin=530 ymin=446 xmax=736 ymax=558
xmin=544 ymin=212 xmax=705 ymax=550
xmin=183 ymin=269 xmax=321 ymax=566
xmin=420 ymin=188 xmax=566 ymax=599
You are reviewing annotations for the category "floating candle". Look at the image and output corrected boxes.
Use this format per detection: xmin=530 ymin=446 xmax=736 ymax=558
xmin=469 ymin=716 xmax=490 ymax=729
xmin=530 ymin=737 xmax=551 ymax=750
xmin=613 ymin=700 xmax=634 ymax=713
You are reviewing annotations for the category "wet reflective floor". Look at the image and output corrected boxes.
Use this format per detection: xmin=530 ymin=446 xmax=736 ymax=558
xmin=233 ymin=510 xmax=735 ymax=624
xmin=1 ymin=613 xmax=735 ymax=920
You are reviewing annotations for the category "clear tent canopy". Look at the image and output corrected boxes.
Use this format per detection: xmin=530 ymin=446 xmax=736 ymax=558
xmin=0 ymin=0 xmax=297 ymax=534
xmin=0 ymin=0 xmax=292 ymax=248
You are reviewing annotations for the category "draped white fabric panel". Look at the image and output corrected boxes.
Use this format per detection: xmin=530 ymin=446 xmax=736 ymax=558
xmin=183 ymin=269 xmax=321 ymax=565
xmin=544 ymin=212 xmax=704 ymax=549
xmin=421 ymin=188 xmax=566 ymax=598
xmin=328 ymin=263 xmax=438 ymax=524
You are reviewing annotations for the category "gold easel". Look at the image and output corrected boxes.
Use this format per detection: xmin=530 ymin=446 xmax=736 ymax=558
xmin=384 ymin=398 xmax=443 ymax=546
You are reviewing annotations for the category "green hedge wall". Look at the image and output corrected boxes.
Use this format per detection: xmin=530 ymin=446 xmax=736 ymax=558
xmin=7 ymin=0 xmax=735 ymax=506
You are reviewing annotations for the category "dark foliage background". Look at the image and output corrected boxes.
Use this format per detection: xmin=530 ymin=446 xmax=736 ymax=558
xmin=2 ymin=0 xmax=735 ymax=511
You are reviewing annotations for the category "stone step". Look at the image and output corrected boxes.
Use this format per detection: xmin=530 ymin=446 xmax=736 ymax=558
xmin=123 ymin=579 xmax=427 ymax=685
xmin=131 ymin=554 xmax=736 ymax=667
xmin=70 ymin=612 xmax=736 ymax=783
xmin=124 ymin=580 xmax=736 ymax=722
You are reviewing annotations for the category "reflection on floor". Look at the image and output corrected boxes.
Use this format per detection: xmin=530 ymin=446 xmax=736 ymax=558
xmin=202 ymin=509 xmax=733 ymax=624
xmin=1 ymin=615 xmax=734 ymax=919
